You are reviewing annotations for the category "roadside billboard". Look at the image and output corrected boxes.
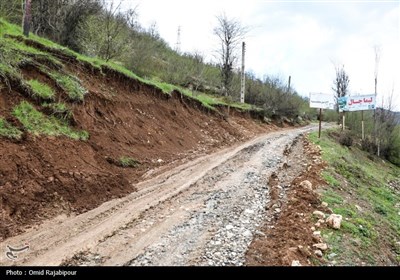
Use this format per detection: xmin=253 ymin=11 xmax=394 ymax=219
xmin=309 ymin=93 xmax=335 ymax=109
xmin=338 ymin=95 xmax=376 ymax=112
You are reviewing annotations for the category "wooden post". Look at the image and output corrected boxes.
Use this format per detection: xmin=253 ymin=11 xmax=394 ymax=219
xmin=318 ymin=108 xmax=322 ymax=138
xmin=361 ymin=111 xmax=365 ymax=140
xmin=288 ymin=75 xmax=291 ymax=92
xmin=342 ymin=113 xmax=345 ymax=131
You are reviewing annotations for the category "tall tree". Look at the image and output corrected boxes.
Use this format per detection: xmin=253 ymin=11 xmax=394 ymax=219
xmin=213 ymin=13 xmax=247 ymax=97
xmin=22 ymin=0 xmax=32 ymax=37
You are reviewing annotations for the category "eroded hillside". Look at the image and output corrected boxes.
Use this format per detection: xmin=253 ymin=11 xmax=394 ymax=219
xmin=0 ymin=20 xmax=275 ymax=240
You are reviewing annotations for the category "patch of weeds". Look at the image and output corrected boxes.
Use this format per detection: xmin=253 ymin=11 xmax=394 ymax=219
xmin=342 ymin=218 xmax=377 ymax=241
xmin=370 ymin=186 xmax=395 ymax=203
xmin=322 ymin=170 xmax=340 ymax=188
xmin=26 ymin=79 xmax=55 ymax=100
xmin=118 ymin=156 xmax=140 ymax=168
xmin=353 ymin=218 xmax=377 ymax=239
xmin=48 ymin=71 xmax=87 ymax=101
xmin=341 ymin=221 xmax=359 ymax=235
xmin=12 ymin=101 xmax=88 ymax=140
xmin=106 ymin=156 xmax=140 ymax=168
xmin=334 ymin=207 xmax=357 ymax=218
xmin=322 ymin=189 xmax=343 ymax=206
xmin=0 ymin=117 xmax=22 ymax=139
xmin=374 ymin=204 xmax=388 ymax=216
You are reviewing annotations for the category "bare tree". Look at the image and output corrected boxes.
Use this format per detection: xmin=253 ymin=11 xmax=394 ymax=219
xmin=124 ymin=7 xmax=139 ymax=30
xmin=22 ymin=0 xmax=32 ymax=37
xmin=101 ymin=1 xmax=126 ymax=61
xmin=213 ymin=13 xmax=247 ymax=97
xmin=147 ymin=21 xmax=160 ymax=39
xmin=332 ymin=64 xmax=349 ymax=128
xmin=79 ymin=0 xmax=129 ymax=61
xmin=332 ymin=64 xmax=350 ymax=112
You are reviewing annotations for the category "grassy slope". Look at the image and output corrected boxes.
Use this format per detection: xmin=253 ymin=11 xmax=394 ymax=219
xmin=309 ymin=129 xmax=400 ymax=265
xmin=0 ymin=18 xmax=255 ymax=141
xmin=0 ymin=19 xmax=251 ymax=111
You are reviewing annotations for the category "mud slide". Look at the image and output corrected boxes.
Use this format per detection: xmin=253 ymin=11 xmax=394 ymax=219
xmin=0 ymin=124 xmax=322 ymax=266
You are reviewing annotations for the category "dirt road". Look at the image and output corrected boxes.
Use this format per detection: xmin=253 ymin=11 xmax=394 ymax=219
xmin=0 ymin=124 xmax=319 ymax=266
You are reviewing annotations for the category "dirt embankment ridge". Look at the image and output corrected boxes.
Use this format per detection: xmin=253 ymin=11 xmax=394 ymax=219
xmin=0 ymin=37 xmax=278 ymax=241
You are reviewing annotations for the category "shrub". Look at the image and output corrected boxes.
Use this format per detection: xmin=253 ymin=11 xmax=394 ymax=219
xmin=361 ymin=138 xmax=377 ymax=154
xmin=339 ymin=131 xmax=353 ymax=147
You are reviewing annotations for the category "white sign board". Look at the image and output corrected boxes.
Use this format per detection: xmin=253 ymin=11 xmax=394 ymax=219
xmin=338 ymin=95 xmax=376 ymax=112
xmin=309 ymin=93 xmax=335 ymax=110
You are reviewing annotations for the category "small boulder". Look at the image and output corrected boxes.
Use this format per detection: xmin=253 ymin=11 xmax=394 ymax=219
xmin=326 ymin=214 xmax=343 ymax=229
xmin=322 ymin=202 xmax=329 ymax=207
xmin=314 ymin=250 xmax=323 ymax=257
xmin=313 ymin=243 xmax=328 ymax=251
xmin=313 ymin=210 xmax=325 ymax=219
xmin=299 ymin=180 xmax=313 ymax=190
xmin=313 ymin=231 xmax=321 ymax=237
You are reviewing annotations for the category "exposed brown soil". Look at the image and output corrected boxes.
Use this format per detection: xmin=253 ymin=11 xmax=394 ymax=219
xmin=246 ymin=136 xmax=331 ymax=266
xmin=0 ymin=58 xmax=276 ymax=241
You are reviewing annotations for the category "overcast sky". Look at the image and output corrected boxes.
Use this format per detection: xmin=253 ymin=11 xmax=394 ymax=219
xmin=119 ymin=0 xmax=400 ymax=110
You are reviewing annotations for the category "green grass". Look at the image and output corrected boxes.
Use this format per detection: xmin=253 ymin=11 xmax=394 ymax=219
xmin=48 ymin=72 xmax=87 ymax=101
xmin=308 ymin=129 xmax=400 ymax=265
xmin=322 ymin=170 xmax=340 ymax=188
xmin=13 ymin=101 xmax=88 ymax=140
xmin=321 ymin=189 xmax=343 ymax=206
xmin=118 ymin=156 xmax=140 ymax=168
xmin=0 ymin=117 xmax=22 ymax=139
xmin=26 ymin=79 xmax=55 ymax=100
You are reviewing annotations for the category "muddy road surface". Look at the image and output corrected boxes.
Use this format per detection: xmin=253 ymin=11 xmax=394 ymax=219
xmin=0 ymin=124 xmax=321 ymax=266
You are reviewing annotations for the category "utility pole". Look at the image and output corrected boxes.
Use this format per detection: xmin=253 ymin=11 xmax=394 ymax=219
xmin=175 ymin=26 xmax=181 ymax=53
xmin=240 ymin=41 xmax=246 ymax=103
xmin=288 ymin=76 xmax=291 ymax=92
xmin=374 ymin=46 xmax=381 ymax=156
xmin=22 ymin=0 xmax=32 ymax=37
